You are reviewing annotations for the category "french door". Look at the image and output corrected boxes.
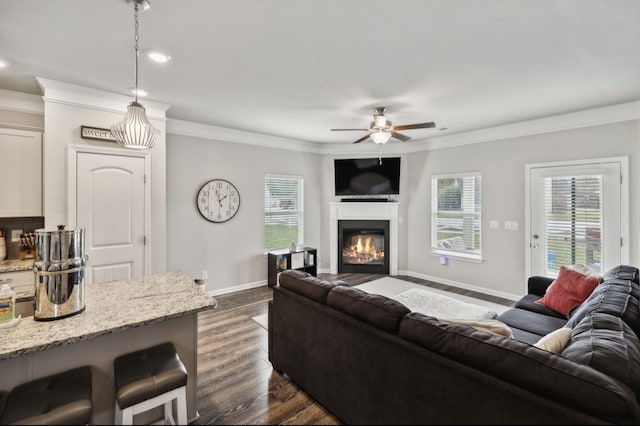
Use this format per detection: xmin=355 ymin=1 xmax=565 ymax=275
xmin=526 ymin=157 xmax=628 ymax=279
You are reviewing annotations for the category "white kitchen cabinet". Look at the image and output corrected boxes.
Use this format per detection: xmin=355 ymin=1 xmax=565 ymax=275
xmin=0 ymin=128 xmax=42 ymax=217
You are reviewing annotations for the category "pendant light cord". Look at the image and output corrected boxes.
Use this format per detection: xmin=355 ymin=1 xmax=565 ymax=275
xmin=134 ymin=1 xmax=140 ymax=103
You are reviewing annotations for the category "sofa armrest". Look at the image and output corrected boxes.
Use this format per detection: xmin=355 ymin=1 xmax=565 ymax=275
xmin=528 ymin=276 xmax=555 ymax=297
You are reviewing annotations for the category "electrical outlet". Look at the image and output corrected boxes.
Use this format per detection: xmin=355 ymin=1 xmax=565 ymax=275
xmin=201 ymin=270 xmax=208 ymax=280
xmin=11 ymin=229 xmax=23 ymax=242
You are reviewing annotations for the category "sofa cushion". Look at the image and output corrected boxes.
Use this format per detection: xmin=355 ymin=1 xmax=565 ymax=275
xmin=566 ymin=279 xmax=640 ymax=337
xmin=278 ymin=270 xmax=346 ymax=304
xmin=603 ymin=265 xmax=640 ymax=284
xmin=398 ymin=312 xmax=640 ymax=422
xmin=514 ymin=294 xmax=566 ymax=319
xmin=534 ymin=327 xmax=572 ymax=354
xmin=536 ymin=266 xmax=600 ymax=317
xmin=439 ymin=318 xmax=513 ymax=338
xmin=326 ymin=286 xmax=410 ymax=332
xmin=562 ymin=313 xmax=640 ymax=396
xmin=496 ymin=307 xmax=567 ymax=338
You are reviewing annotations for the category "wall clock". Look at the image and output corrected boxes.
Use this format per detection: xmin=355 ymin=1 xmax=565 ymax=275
xmin=196 ymin=179 xmax=240 ymax=223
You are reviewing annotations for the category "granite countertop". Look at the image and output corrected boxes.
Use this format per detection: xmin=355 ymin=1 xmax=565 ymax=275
xmin=0 ymin=259 xmax=34 ymax=273
xmin=0 ymin=271 xmax=217 ymax=360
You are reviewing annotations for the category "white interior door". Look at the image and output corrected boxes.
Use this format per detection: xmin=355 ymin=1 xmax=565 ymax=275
xmin=527 ymin=158 xmax=627 ymax=278
xmin=76 ymin=152 xmax=146 ymax=284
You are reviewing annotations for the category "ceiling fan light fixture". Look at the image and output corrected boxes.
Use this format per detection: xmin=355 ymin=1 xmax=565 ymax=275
xmin=111 ymin=0 xmax=160 ymax=150
xmin=370 ymin=130 xmax=391 ymax=144
xmin=373 ymin=114 xmax=387 ymax=128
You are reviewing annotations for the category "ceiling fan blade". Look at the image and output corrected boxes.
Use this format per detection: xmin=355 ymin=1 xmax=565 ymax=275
xmin=353 ymin=134 xmax=372 ymax=144
xmin=331 ymin=128 xmax=369 ymax=131
xmin=393 ymin=122 xmax=436 ymax=131
xmin=391 ymin=132 xmax=411 ymax=142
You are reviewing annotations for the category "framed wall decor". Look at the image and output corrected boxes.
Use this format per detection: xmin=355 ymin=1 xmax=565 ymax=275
xmin=80 ymin=126 xmax=116 ymax=142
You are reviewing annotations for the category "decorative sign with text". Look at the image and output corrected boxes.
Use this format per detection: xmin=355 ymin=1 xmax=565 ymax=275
xmin=81 ymin=126 xmax=116 ymax=142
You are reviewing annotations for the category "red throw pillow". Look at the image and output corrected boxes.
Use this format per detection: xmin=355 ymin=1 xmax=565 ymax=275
xmin=536 ymin=266 xmax=600 ymax=317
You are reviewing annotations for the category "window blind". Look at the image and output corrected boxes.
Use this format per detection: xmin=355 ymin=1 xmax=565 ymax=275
xmin=264 ymin=175 xmax=304 ymax=252
xmin=543 ymin=175 xmax=602 ymax=274
xmin=431 ymin=173 xmax=481 ymax=257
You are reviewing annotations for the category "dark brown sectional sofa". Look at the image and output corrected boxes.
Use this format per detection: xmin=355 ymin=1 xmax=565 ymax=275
xmin=268 ymin=267 xmax=640 ymax=425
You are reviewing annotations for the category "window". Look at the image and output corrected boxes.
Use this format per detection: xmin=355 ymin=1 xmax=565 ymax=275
xmin=264 ymin=174 xmax=304 ymax=252
xmin=431 ymin=172 xmax=482 ymax=260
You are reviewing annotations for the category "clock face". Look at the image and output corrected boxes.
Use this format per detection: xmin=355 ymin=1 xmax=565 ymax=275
xmin=196 ymin=179 xmax=240 ymax=223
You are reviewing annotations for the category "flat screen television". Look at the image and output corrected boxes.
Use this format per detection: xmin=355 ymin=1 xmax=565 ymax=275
xmin=334 ymin=157 xmax=401 ymax=196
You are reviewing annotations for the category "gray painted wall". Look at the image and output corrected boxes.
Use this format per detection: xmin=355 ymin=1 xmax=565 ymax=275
xmin=168 ymin=119 xmax=639 ymax=299
xmin=166 ymin=133 xmax=322 ymax=293
xmin=400 ymin=121 xmax=639 ymax=298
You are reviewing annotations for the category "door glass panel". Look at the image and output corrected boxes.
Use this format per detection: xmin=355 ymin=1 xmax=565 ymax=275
xmin=543 ymin=175 xmax=602 ymax=275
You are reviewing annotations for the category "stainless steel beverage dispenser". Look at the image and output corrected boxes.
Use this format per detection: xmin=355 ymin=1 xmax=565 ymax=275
xmin=33 ymin=225 xmax=88 ymax=321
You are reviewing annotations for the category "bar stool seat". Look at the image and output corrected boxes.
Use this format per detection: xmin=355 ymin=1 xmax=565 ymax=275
xmin=0 ymin=366 xmax=92 ymax=425
xmin=114 ymin=342 xmax=188 ymax=425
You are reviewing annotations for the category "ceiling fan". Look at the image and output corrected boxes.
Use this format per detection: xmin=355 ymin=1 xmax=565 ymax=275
xmin=331 ymin=107 xmax=436 ymax=144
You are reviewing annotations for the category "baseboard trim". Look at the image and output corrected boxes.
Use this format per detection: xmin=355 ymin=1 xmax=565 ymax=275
xmin=399 ymin=269 xmax=521 ymax=302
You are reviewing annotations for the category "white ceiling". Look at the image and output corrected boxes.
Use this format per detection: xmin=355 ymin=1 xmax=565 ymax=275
xmin=0 ymin=0 xmax=639 ymax=145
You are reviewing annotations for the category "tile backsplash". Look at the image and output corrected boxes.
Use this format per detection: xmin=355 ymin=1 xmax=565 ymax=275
xmin=0 ymin=217 xmax=45 ymax=260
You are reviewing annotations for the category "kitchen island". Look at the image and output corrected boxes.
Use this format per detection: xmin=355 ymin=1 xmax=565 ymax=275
xmin=0 ymin=271 xmax=216 ymax=424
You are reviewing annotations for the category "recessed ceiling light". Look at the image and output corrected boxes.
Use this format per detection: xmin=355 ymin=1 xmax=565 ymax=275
xmin=0 ymin=59 xmax=10 ymax=68
xmin=145 ymin=49 xmax=171 ymax=64
xmin=130 ymin=88 xmax=148 ymax=97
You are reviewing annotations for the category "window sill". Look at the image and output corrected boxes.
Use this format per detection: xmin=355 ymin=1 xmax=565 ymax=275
xmin=430 ymin=250 xmax=484 ymax=263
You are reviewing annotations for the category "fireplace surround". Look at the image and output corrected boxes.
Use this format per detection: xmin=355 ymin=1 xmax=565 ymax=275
xmin=329 ymin=202 xmax=398 ymax=275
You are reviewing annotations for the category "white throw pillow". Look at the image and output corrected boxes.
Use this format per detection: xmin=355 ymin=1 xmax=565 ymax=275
xmin=439 ymin=318 xmax=513 ymax=338
xmin=534 ymin=327 xmax=572 ymax=353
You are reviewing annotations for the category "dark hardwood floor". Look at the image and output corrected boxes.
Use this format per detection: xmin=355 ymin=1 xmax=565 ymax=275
xmin=192 ymin=273 xmax=514 ymax=424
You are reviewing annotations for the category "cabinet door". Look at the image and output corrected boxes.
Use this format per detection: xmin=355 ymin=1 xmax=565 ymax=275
xmin=0 ymin=128 xmax=42 ymax=217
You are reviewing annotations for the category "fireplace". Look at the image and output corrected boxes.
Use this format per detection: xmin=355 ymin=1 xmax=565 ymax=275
xmin=338 ymin=220 xmax=390 ymax=274
xmin=330 ymin=201 xmax=398 ymax=275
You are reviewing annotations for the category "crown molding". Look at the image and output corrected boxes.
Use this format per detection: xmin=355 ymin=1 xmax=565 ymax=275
xmin=35 ymin=77 xmax=171 ymax=120
xmin=168 ymin=100 xmax=640 ymax=155
xmin=412 ymin=100 xmax=640 ymax=152
xmin=166 ymin=118 xmax=323 ymax=153
xmin=3 ymin=81 xmax=637 ymax=152
xmin=0 ymin=89 xmax=44 ymax=114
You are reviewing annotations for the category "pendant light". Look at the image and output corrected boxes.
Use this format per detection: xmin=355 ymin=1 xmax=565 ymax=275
xmin=111 ymin=0 xmax=160 ymax=150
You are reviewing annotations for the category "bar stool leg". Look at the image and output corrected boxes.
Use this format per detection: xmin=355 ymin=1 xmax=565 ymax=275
xmin=176 ymin=385 xmax=187 ymax=425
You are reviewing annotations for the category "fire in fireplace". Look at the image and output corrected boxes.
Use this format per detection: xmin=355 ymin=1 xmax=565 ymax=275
xmin=338 ymin=220 xmax=390 ymax=274
xmin=342 ymin=233 xmax=384 ymax=265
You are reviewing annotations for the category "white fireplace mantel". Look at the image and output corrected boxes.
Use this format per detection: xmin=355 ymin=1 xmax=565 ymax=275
xmin=330 ymin=202 xmax=399 ymax=275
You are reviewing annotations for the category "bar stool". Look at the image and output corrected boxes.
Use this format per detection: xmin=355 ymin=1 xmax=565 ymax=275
xmin=0 ymin=365 xmax=93 ymax=425
xmin=113 ymin=342 xmax=188 ymax=425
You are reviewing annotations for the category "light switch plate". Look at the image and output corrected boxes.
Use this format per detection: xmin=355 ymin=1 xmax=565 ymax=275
xmin=489 ymin=220 xmax=500 ymax=229
xmin=504 ymin=221 xmax=519 ymax=231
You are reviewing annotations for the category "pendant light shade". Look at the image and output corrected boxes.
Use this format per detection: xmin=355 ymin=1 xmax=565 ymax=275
xmin=111 ymin=0 xmax=159 ymax=150
xmin=111 ymin=101 xmax=160 ymax=149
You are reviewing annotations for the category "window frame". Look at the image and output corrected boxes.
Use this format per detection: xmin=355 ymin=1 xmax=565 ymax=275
xmin=264 ymin=173 xmax=304 ymax=253
xmin=430 ymin=171 xmax=483 ymax=262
